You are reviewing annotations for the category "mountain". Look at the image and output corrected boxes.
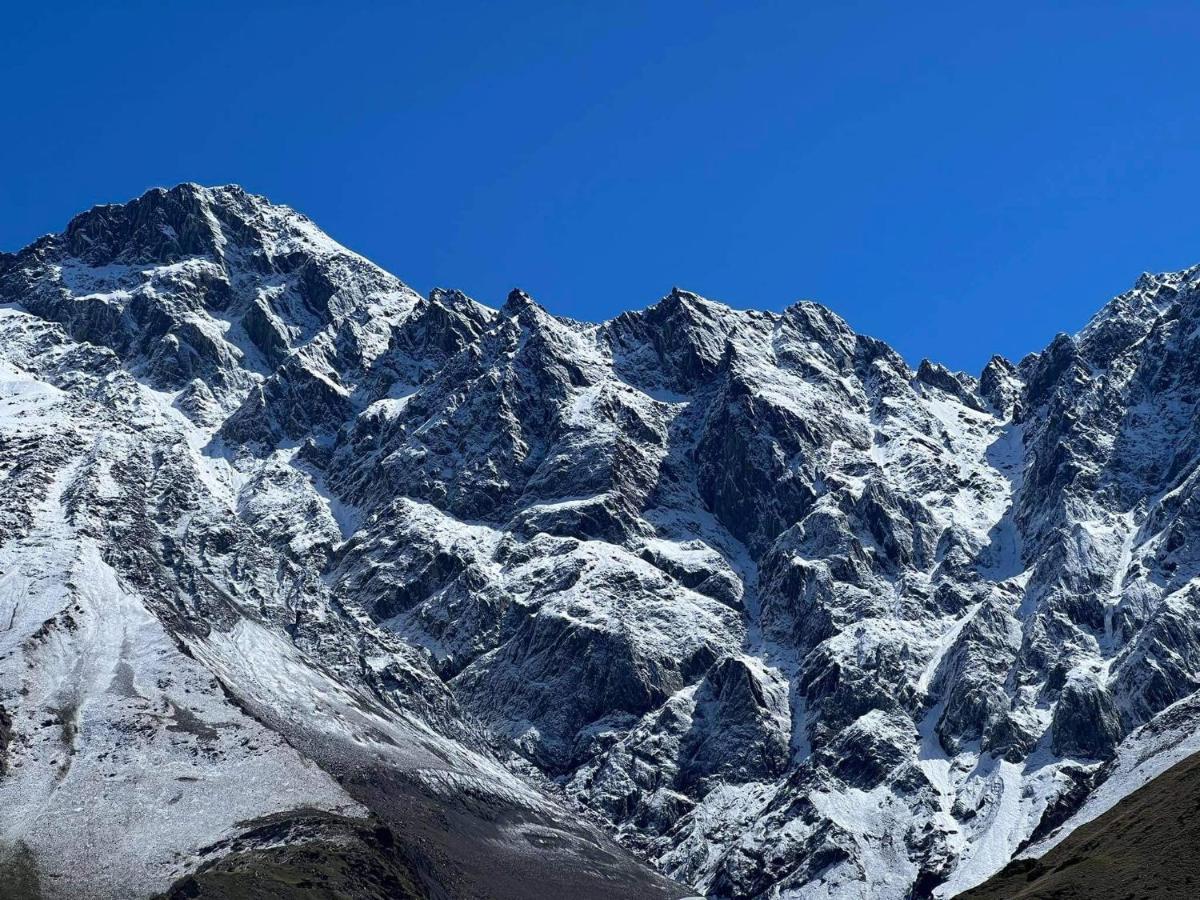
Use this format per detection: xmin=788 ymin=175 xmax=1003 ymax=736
xmin=4 ymin=184 xmax=1200 ymax=898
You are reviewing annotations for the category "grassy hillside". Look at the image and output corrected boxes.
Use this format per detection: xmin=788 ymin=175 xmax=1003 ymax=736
xmin=958 ymin=752 xmax=1200 ymax=899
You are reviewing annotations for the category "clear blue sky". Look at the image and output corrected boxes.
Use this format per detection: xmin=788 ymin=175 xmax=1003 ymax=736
xmin=4 ymin=1 xmax=1199 ymax=372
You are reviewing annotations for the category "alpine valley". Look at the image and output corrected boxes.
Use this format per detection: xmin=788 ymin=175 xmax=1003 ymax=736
xmin=4 ymin=184 xmax=1200 ymax=900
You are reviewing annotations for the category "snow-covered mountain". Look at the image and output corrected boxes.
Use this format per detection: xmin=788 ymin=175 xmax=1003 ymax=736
xmin=4 ymin=184 xmax=1200 ymax=899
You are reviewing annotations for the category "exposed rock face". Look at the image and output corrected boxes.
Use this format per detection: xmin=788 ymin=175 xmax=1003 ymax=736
xmin=0 ymin=186 xmax=681 ymax=900
xmin=0 ymin=704 xmax=11 ymax=775
xmin=6 ymin=184 xmax=1200 ymax=898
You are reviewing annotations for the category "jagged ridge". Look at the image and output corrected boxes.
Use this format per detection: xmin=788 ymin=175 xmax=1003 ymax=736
xmin=4 ymin=184 xmax=1200 ymax=899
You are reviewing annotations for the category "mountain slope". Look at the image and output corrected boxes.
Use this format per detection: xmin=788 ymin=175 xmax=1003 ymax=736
xmin=4 ymin=183 xmax=1200 ymax=898
xmin=959 ymin=748 xmax=1200 ymax=899
xmin=0 ymin=186 xmax=682 ymax=900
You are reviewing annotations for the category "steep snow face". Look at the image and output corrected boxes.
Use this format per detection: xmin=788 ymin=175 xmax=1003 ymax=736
xmin=6 ymin=185 xmax=1200 ymax=900
xmin=0 ymin=313 xmax=361 ymax=899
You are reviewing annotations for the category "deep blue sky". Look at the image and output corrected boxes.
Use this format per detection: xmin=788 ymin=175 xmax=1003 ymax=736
xmin=4 ymin=2 xmax=1199 ymax=372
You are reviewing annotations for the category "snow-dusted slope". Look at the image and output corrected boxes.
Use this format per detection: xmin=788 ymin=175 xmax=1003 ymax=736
xmin=0 ymin=187 xmax=682 ymax=900
xmin=4 ymin=184 xmax=1200 ymax=898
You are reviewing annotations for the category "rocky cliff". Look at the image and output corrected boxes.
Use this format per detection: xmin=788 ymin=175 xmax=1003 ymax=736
xmin=4 ymin=184 xmax=1200 ymax=898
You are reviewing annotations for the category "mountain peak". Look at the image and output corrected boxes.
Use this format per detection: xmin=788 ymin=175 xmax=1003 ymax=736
xmin=10 ymin=185 xmax=1200 ymax=900
xmin=503 ymin=287 xmax=536 ymax=310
